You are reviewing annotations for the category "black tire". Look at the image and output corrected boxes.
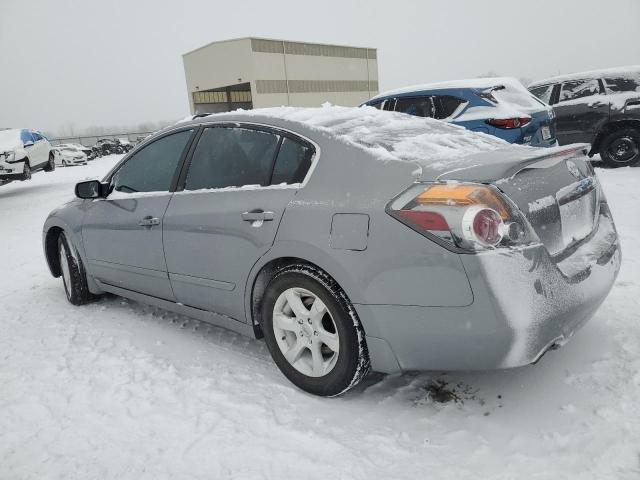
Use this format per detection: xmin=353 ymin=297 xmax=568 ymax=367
xmin=599 ymin=128 xmax=640 ymax=168
xmin=261 ymin=264 xmax=370 ymax=396
xmin=20 ymin=161 xmax=31 ymax=181
xmin=57 ymin=233 xmax=94 ymax=305
xmin=44 ymin=152 xmax=56 ymax=172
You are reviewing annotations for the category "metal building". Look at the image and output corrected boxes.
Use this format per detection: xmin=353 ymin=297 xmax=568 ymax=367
xmin=182 ymin=37 xmax=379 ymax=114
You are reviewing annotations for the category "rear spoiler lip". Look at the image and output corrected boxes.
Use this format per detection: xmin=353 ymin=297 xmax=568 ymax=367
xmin=436 ymin=144 xmax=590 ymax=184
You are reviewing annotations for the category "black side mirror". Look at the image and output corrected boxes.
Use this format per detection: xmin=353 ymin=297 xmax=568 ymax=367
xmin=75 ymin=180 xmax=107 ymax=199
xmin=23 ymin=141 xmax=34 ymax=148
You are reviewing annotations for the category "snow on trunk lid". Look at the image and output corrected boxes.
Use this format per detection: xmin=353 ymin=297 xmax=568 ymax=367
xmin=494 ymin=154 xmax=599 ymax=256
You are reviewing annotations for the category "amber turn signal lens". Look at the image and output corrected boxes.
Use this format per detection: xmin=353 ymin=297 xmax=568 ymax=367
xmin=415 ymin=184 xmax=510 ymax=220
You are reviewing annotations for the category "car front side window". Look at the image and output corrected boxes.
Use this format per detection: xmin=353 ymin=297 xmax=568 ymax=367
xmin=184 ymin=127 xmax=279 ymax=190
xmin=109 ymin=129 xmax=193 ymax=194
xmin=559 ymin=79 xmax=601 ymax=103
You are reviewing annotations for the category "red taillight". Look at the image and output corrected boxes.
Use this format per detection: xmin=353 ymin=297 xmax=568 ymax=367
xmin=485 ymin=117 xmax=531 ymax=129
xmin=396 ymin=210 xmax=449 ymax=231
xmin=463 ymin=207 xmax=503 ymax=246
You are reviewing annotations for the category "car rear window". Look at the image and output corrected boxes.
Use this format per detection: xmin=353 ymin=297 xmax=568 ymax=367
xmin=492 ymin=85 xmax=546 ymax=110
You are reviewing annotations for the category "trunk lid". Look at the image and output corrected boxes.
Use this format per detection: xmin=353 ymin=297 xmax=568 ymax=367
xmin=437 ymin=145 xmax=599 ymax=256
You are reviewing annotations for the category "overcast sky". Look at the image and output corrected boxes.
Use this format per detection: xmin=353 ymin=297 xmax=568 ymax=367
xmin=1 ymin=0 xmax=638 ymax=135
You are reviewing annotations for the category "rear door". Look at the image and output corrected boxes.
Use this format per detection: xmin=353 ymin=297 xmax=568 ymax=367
xmin=82 ymin=128 xmax=195 ymax=299
xmin=553 ymin=78 xmax=609 ymax=145
xmin=163 ymin=125 xmax=315 ymax=320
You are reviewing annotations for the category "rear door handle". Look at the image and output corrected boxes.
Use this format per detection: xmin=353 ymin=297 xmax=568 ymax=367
xmin=241 ymin=210 xmax=275 ymax=222
xmin=138 ymin=216 xmax=160 ymax=227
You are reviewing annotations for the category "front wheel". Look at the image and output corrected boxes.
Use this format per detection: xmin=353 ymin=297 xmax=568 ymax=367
xmin=600 ymin=128 xmax=640 ymax=167
xmin=58 ymin=233 xmax=94 ymax=305
xmin=261 ymin=264 xmax=370 ymax=396
xmin=20 ymin=162 xmax=31 ymax=181
xmin=44 ymin=152 xmax=56 ymax=172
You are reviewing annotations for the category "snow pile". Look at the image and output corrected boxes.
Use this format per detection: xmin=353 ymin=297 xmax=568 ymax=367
xmin=233 ymin=105 xmax=519 ymax=168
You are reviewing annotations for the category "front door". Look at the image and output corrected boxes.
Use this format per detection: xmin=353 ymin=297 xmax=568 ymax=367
xmin=554 ymin=78 xmax=610 ymax=145
xmin=82 ymin=129 xmax=195 ymax=299
xmin=163 ymin=125 xmax=315 ymax=320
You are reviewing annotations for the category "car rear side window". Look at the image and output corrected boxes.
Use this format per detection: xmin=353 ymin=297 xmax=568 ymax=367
xmin=271 ymin=137 xmax=314 ymax=185
xmin=185 ymin=127 xmax=279 ymax=190
xmin=432 ymin=95 xmax=466 ymax=119
xmin=110 ymin=130 xmax=193 ymax=193
xmin=529 ymin=84 xmax=554 ymax=104
xmin=604 ymin=75 xmax=640 ymax=93
xmin=394 ymin=96 xmax=435 ymax=118
xmin=559 ymin=79 xmax=601 ymax=102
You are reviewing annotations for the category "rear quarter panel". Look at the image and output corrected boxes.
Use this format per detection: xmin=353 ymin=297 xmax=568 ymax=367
xmin=261 ymin=136 xmax=474 ymax=309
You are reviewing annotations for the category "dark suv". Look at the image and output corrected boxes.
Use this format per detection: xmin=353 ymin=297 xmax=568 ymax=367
xmin=528 ymin=66 xmax=640 ymax=167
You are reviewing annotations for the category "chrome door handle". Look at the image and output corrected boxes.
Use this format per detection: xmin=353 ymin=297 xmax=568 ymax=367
xmin=138 ymin=216 xmax=160 ymax=227
xmin=241 ymin=210 xmax=275 ymax=222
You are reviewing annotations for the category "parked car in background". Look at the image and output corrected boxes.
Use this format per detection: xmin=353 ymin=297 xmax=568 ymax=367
xmin=92 ymin=138 xmax=125 ymax=157
xmin=56 ymin=143 xmax=94 ymax=159
xmin=529 ymin=66 xmax=640 ymax=167
xmin=0 ymin=128 xmax=55 ymax=182
xmin=364 ymin=77 xmax=557 ymax=147
xmin=117 ymin=138 xmax=134 ymax=153
xmin=43 ymin=107 xmax=619 ymax=396
xmin=52 ymin=145 xmax=88 ymax=167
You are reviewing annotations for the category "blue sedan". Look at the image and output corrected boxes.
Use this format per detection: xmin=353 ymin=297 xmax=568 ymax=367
xmin=364 ymin=77 xmax=557 ymax=147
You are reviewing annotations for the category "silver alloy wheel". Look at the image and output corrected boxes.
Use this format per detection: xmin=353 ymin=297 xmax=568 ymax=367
xmin=59 ymin=242 xmax=72 ymax=299
xmin=272 ymin=287 xmax=340 ymax=377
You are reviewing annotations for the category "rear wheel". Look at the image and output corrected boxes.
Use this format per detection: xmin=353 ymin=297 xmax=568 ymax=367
xmin=44 ymin=152 xmax=55 ymax=172
xmin=261 ymin=264 xmax=370 ymax=396
xmin=58 ymin=233 xmax=94 ymax=305
xmin=600 ymin=128 xmax=640 ymax=167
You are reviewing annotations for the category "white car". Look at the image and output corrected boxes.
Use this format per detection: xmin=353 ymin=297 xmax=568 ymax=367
xmin=0 ymin=128 xmax=54 ymax=182
xmin=52 ymin=145 xmax=88 ymax=166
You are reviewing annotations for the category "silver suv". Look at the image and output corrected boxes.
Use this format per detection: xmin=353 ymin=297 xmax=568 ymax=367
xmin=42 ymin=107 xmax=620 ymax=396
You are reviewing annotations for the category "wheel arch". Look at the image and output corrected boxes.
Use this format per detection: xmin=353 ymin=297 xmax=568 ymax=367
xmin=591 ymin=119 xmax=640 ymax=155
xmin=44 ymin=226 xmax=64 ymax=277
xmin=245 ymin=242 xmax=363 ymax=339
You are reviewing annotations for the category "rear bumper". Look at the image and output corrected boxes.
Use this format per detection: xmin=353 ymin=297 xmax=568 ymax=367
xmin=357 ymin=209 xmax=621 ymax=373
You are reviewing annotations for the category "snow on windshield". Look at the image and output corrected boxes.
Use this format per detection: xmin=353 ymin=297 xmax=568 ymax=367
xmin=233 ymin=105 xmax=520 ymax=169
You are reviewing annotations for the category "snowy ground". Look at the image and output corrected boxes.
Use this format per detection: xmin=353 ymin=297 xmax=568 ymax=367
xmin=1 ymin=155 xmax=639 ymax=480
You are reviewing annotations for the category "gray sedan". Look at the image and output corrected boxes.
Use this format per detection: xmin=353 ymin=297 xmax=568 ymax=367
xmin=42 ymin=107 xmax=621 ymax=396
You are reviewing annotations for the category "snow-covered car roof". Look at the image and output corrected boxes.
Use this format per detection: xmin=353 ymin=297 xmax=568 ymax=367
xmin=371 ymin=77 xmax=528 ymax=101
xmin=529 ymin=65 xmax=640 ymax=88
xmin=183 ymin=105 xmax=527 ymax=171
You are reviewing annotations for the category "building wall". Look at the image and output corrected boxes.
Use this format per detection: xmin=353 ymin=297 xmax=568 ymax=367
xmin=182 ymin=38 xmax=379 ymax=113
xmin=182 ymin=38 xmax=254 ymax=114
